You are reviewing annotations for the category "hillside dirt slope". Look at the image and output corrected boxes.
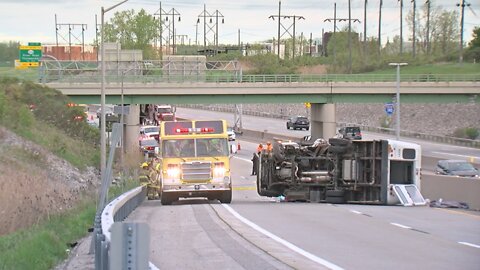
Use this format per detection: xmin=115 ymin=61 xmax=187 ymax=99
xmin=0 ymin=127 xmax=99 ymax=235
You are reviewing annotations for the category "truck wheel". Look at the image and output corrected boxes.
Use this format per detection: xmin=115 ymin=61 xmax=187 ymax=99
xmin=326 ymin=190 xmax=345 ymax=204
xmin=219 ymin=190 xmax=232 ymax=204
xmin=326 ymin=196 xmax=345 ymax=204
xmin=329 ymin=138 xmax=350 ymax=146
xmin=161 ymin=193 xmax=175 ymax=205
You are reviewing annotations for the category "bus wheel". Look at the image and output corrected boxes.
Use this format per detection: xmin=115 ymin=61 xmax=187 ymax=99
xmin=219 ymin=190 xmax=232 ymax=204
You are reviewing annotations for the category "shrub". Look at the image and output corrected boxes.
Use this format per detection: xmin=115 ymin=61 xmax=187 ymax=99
xmin=453 ymin=127 xmax=479 ymax=140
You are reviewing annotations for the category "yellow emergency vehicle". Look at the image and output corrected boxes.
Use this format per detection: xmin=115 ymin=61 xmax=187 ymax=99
xmin=156 ymin=120 xmax=232 ymax=205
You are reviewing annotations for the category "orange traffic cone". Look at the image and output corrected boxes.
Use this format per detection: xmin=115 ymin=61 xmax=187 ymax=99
xmin=237 ymin=142 xmax=241 ymax=151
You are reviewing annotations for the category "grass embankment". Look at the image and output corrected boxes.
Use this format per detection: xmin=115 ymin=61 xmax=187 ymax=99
xmin=0 ymin=181 xmax=138 ymax=270
xmin=364 ymin=62 xmax=480 ymax=75
xmin=0 ymin=77 xmax=134 ymax=269
xmin=0 ymin=67 xmax=39 ymax=81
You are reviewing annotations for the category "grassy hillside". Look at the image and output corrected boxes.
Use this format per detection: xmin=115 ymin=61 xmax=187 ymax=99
xmin=0 ymin=78 xmax=103 ymax=269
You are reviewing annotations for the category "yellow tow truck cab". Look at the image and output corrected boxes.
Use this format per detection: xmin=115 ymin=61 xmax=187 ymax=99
xmin=157 ymin=120 xmax=232 ymax=205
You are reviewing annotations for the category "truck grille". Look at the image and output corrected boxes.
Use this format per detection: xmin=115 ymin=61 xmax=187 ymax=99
xmin=181 ymin=161 xmax=212 ymax=181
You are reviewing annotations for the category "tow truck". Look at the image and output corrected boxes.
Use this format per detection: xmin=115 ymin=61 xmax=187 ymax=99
xmin=256 ymin=137 xmax=426 ymax=206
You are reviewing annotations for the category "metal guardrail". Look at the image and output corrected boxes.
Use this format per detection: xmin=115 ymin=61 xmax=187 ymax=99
xmin=94 ymin=185 xmax=159 ymax=270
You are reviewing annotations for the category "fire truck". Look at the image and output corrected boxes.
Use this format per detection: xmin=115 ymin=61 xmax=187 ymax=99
xmin=155 ymin=104 xmax=175 ymax=122
xmin=155 ymin=120 xmax=232 ymax=205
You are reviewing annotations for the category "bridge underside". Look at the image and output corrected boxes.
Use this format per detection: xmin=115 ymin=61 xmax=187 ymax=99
xmin=68 ymin=93 xmax=479 ymax=105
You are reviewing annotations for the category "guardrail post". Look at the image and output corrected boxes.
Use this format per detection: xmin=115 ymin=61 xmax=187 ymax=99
xmin=95 ymin=233 xmax=105 ymax=270
xmin=109 ymin=222 xmax=149 ymax=270
xmin=101 ymin=240 xmax=109 ymax=270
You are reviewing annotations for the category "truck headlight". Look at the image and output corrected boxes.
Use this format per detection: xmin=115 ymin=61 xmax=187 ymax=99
xmin=213 ymin=162 xmax=225 ymax=178
xmin=167 ymin=164 xmax=180 ymax=179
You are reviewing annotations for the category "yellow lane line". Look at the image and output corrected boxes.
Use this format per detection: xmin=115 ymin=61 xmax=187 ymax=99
xmin=233 ymin=186 xmax=256 ymax=191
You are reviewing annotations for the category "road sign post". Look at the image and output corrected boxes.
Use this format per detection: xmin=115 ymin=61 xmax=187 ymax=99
xmin=384 ymin=103 xmax=394 ymax=116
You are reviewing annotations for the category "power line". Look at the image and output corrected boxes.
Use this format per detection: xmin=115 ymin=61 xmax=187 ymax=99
xmin=197 ymin=5 xmax=224 ymax=55
xmin=269 ymin=1 xmax=305 ymax=59
xmin=55 ymin=14 xmax=88 ymax=60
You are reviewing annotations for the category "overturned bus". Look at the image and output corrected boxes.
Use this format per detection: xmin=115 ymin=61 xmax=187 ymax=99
xmin=256 ymin=138 xmax=426 ymax=206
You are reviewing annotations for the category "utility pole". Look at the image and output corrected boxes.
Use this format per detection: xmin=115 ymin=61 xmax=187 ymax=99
xmin=277 ymin=1 xmax=281 ymax=58
xmin=324 ymin=3 xmax=360 ymax=69
xmin=399 ymin=0 xmax=403 ymax=54
xmin=269 ymin=2 xmax=304 ymax=60
xmin=309 ymin=32 xmax=313 ymax=56
xmin=378 ymin=0 xmax=383 ymax=55
xmin=197 ymin=5 xmax=223 ymax=56
xmin=213 ymin=10 xmax=224 ymax=55
xmin=238 ymin=29 xmax=241 ymax=53
xmin=163 ymin=8 xmax=181 ymax=55
xmin=195 ymin=23 xmax=199 ymax=45
xmin=154 ymin=2 xmax=170 ymax=58
xmin=426 ymin=0 xmax=431 ymax=55
xmin=348 ymin=0 xmax=352 ymax=73
xmin=55 ymin=15 xmax=87 ymax=60
xmin=364 ymin=0 xmax=368 ymax=57
xmin=457 ymin=0 xmax=472 ymax=63
xmin=412 ymin=0 xmax=416 ymax=57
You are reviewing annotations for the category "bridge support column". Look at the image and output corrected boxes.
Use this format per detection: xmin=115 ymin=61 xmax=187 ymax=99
xmin=311 ymin=103 xmax=337 ymax=139
xmin=125 ymin=105 xmax=141 ymax=154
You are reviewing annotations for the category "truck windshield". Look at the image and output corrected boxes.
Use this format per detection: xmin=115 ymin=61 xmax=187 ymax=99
xmin=162 ymin=138 xmax=229 ymax=158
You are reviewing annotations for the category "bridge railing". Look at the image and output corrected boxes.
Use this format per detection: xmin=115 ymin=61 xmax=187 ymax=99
xmin=40 ymin=72 xmax=480 ymax=84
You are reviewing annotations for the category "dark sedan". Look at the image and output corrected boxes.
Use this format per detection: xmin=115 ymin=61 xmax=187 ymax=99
xmin=436 ymin=160 xmax=479 ymax=178
xmin=286 ymin=116 xmax=310 ymax=131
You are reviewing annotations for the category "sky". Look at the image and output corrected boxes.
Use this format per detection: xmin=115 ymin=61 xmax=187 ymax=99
xmin=0 ymin=0 xmax=478 ymax=47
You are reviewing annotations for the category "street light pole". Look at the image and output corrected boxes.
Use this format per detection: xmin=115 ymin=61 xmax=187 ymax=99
xmin=100 ymin=0 xmax=129 ymax=189
xmin=389 ymin=62 xmax=408 ymax=140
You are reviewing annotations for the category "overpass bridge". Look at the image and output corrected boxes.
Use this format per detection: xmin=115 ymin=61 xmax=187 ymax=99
xmin=39 ymin=60 xmax=479 ymax=148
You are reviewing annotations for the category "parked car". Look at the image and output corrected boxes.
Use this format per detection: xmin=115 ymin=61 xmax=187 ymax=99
xmin=227 ymin=127 xmax=236 ymax=141
xmin=436 ymin=160 xmax=479 ymax=178
xmin=286 ymin=116 xmax=310 ymax=130
xmin=140 ymin=125 xmax=160 ymax=142
xmin=338 ymin=126 xmax=362 ymax=140
xmin=140 ymin=139 xmax=159 ymax=158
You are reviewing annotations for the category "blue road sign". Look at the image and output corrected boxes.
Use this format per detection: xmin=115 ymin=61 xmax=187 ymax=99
xmin=385 ymin=103 xmax=394 ymax=115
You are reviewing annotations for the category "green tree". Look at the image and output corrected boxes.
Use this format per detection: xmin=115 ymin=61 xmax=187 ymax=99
xmin=104 ymin=9 xmax=159 ymax=59
xmin=465 ymin=27 xmax=480 ymax=62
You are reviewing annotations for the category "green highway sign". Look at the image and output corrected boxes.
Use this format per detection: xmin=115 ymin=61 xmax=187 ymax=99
xmin=19 ymin=45 xmax=42 ymax=63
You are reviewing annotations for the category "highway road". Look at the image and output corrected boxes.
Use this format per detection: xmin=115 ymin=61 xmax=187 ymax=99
xmin=175 ymin=107 xmax=480 ymax=167
xmin=127 ymin=140 xmax=480 ymax=270
xmin=124 ymin=109 xmax=480 ymax=270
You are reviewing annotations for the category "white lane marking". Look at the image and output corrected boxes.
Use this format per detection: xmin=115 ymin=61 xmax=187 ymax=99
xmin=458 ymin=242 xmax=480 ymax=249
xmin=431 ymin=151 xmax=479 ymax=160
xmin=234 ymin=156 xmax=253 ymax=163
xmin=222 ymin=204 xmax=344 ymax=270
xmin=350 ymin=210 xmax=363 ymax=215
xmin=390 ymin=223 xmax=411 ymax=229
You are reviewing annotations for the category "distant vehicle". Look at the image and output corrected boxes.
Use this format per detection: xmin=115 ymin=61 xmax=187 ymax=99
xmin=96 ymin=106 xmax=115 ymax=118
xmin=338 ymin=126 xmax=362 ymax=140
xmin=436 ymin=160 xmax=479 ymax=178
xmin=155 ymin=104 xmax=175 ymax=122
xmin=286 ymin=116 xmax=310 ymax=130
xmin=227 ymin=127 xmax=236 ymax=141
xmin=141 ymin=125 xmax=160 ymax=142
xmin=140 ymin=139 xmax=158 ymax=158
